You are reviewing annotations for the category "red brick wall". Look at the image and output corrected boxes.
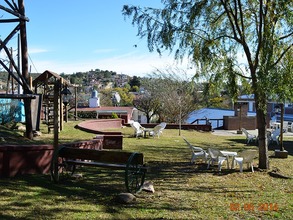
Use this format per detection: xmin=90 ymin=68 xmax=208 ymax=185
xmin=102 ymin=135 xmax=123 ymax=149
xmin=224 ymin=116 xmax=256 ymax=130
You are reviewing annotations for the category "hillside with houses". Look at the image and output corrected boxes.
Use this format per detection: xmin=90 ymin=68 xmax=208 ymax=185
xmin=1 ymin=69 xmax=293 ymax=131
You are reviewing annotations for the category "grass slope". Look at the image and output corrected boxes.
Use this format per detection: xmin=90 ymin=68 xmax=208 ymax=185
xmin=0 ymin=121 xmax=292 ymax=219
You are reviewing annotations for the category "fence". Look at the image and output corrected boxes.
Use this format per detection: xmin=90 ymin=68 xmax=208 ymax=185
xmin=190 ymin=118 xmax=224 ymax=129
xmin=0 ymin=99 xmax=25 ymax=124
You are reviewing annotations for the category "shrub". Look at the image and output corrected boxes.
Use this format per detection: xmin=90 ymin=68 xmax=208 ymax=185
xmin=77 ymin=111 xmax=97 ymax=119
xmin=111 ymin=112 xmax=119 ymax=119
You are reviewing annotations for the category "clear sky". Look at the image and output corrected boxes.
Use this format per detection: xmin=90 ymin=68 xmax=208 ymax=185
xmin=1 ymin=0 xmax=193 ymax=77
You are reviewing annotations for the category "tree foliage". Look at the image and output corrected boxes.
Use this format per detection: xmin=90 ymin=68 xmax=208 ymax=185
xmin=99 ymin=87 xmax=134 ymax=107
xmin=129 ymin=75 xmax=141 ymax=90
xmin=133 ymin=92 xmax=161 ymax=123
xmin=123 ymin=0 xmax=293 ymax=169
xmin=136 ymin=69 xmax=198 ymax=123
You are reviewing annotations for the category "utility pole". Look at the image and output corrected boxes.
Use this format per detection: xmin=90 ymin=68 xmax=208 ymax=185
xmin=18 ymin=0 xmax=33 ymax=139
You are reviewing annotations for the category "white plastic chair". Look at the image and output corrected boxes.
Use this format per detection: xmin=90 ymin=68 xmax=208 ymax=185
xmin=158 ymin=122 xmax=167 ymax=130
xmin=183 ymin=138 xmax=208 ymax=164
xmin=288 ymin=122 xmax=293 ymax=132
xmin=241 ymin=128 xmax=257 ymax=144
xmin=149 ymin=122 xmax=167 ymax=138
xmin=149 ymin=125 xmax=163 ymax=138
xmin=270 ymin=129 xmax=280 ymax=145
xmin=130 ymin=121 xmax=145 ymax=138
xmin=283 ymin=121 xmax=288 ymax=133
xmin=266 ymin=130 xmax=272 ymax=145
xmin=232 ymin=149 xmax=258 ymax=172
xmin=207 ymin=148 xmax=228 ymax=171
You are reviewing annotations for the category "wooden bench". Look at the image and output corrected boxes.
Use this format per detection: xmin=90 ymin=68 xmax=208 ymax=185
xmin=50 ymin=146 xmax=148 ymax=193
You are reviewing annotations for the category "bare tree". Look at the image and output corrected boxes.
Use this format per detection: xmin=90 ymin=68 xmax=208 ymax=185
xmin=138 ymin=69 xmax=197 ymax=124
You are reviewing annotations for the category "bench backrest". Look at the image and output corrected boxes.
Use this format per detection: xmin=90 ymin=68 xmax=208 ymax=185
xmin=58 ymin=147 xmax=144 ymax=165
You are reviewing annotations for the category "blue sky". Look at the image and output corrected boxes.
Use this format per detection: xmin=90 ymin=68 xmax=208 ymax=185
xmin=1 ymin=0 xmax=193 ymax=77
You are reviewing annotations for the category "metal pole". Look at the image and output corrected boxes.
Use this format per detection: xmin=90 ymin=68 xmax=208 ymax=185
xmin=17 ymin=34 xmax=21 ymax=94
xmin=280 ymin=103 xmax=284 ymax=151
xmin=179 ymin=100 xmax=181 ymax=136
xmin=177 ymin=88 xmax=183 ymax=136
xmin=75 ymin=86 xmax=77 ymax=120
xmin=239 ymin=104 xmax=242 ymax=131
xmin=65 ymin=104 xmax=68 ymax=122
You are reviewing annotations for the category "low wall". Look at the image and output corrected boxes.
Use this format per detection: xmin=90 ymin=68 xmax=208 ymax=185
xmin=62 ymin=138 xmax=103 ymax=150
xmin=140 ymin=123 xmax=212 ymax=132
xmin=76 ymin=119 xmax=123 ymax=135
xmin=0 ymin=138 xmax=121 ymax=178
xmin=77 ymin=119 xmax=124 ymax=149
xmin=98 ymin=135 xmax=123 ymax=150
xmin=0 ymin=144 xmax=54 ymax=177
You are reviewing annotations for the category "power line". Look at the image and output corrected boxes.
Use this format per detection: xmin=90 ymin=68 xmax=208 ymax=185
xmin=28 ymin=53 xmax=38 ymax=73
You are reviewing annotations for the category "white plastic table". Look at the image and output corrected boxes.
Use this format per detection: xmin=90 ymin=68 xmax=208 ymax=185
xmin=143 ymin=129 xmax=152 ymax=138
xmin=220 ymin=150 xmax=237 ymax=169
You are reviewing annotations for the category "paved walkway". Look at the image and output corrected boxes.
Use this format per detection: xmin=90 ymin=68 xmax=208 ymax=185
xmin=212 ymin=129 xmax=293 ymax=137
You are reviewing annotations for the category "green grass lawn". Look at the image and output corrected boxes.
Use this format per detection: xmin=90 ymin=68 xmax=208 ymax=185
xmin=0 ymin=121 xmax=292 ymax=219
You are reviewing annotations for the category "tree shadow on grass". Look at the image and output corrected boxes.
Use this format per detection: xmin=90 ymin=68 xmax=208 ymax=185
xmin=147 ymin=161 xmax=237 ymax=179
xmin=226 ymin=138 xmax=293 ymax=156
xmin=0 ymin=168 xmax=137 ymax=219
xmin=226 ymin=138 xmax=257 ymax=146
xmin=269 ymin=140 xmax=293 ymax=156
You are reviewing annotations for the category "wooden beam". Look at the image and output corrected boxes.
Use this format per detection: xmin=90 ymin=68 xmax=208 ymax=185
xmin=18 ymin=0 xmax=33 ymax=139
xmin=0 ymin=19 xmax=20 ymax=23
xmin=0 ymin=94 xmax=36 ymax=99
xmin=0 ymin=5 xmax=29 ymax=21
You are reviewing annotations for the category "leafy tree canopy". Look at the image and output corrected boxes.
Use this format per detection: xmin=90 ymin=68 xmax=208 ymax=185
xmin=123 ymin=0 xmax=293 ymax=169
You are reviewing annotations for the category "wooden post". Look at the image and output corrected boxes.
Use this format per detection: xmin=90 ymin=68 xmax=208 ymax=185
xmin=60 ymin=79 xmax=64 ymax=131
xmin=9 ymin=47 xmax=14 ymax=94
xmin=54 ymin=80 xmax=60 ymax=149
xmin=53 ymin=80 xmax=60 ymax=177
xmin=18 ymin=0 xmax=33 ymax=139
xmin=29 ymin=76 xmax=32 ymax=89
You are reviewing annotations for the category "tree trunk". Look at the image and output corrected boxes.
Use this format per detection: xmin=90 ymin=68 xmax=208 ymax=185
xmin=256 ymin=107 xmax=269 ymax=169
xmin=146 ymin=114 xmax=151 ymax=123
xmin=250 ymin=64 xmax=269 ymax=170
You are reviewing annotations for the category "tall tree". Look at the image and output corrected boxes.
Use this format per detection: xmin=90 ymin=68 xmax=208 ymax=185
xmin=123 ymin=0 xmax=293 ymax=169
xmin=133 ymin=92 xmax=161 ymax=123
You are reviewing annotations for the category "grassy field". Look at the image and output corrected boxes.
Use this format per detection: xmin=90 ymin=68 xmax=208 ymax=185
xmin=0 ymin=121 xmax=292 ymax=219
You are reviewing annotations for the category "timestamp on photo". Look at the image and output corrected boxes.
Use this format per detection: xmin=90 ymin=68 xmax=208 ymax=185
xmin=230 ymin=203 xmax=278 ymax=211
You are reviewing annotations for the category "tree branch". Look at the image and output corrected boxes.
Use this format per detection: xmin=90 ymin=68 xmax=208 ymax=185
xmin=272 ymin=43 xmax=293 ymax=67
xmin=220 ymin=0 xmax=239 ymax=41
xmin=280 ymin=31 xmax=293 ymax=40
